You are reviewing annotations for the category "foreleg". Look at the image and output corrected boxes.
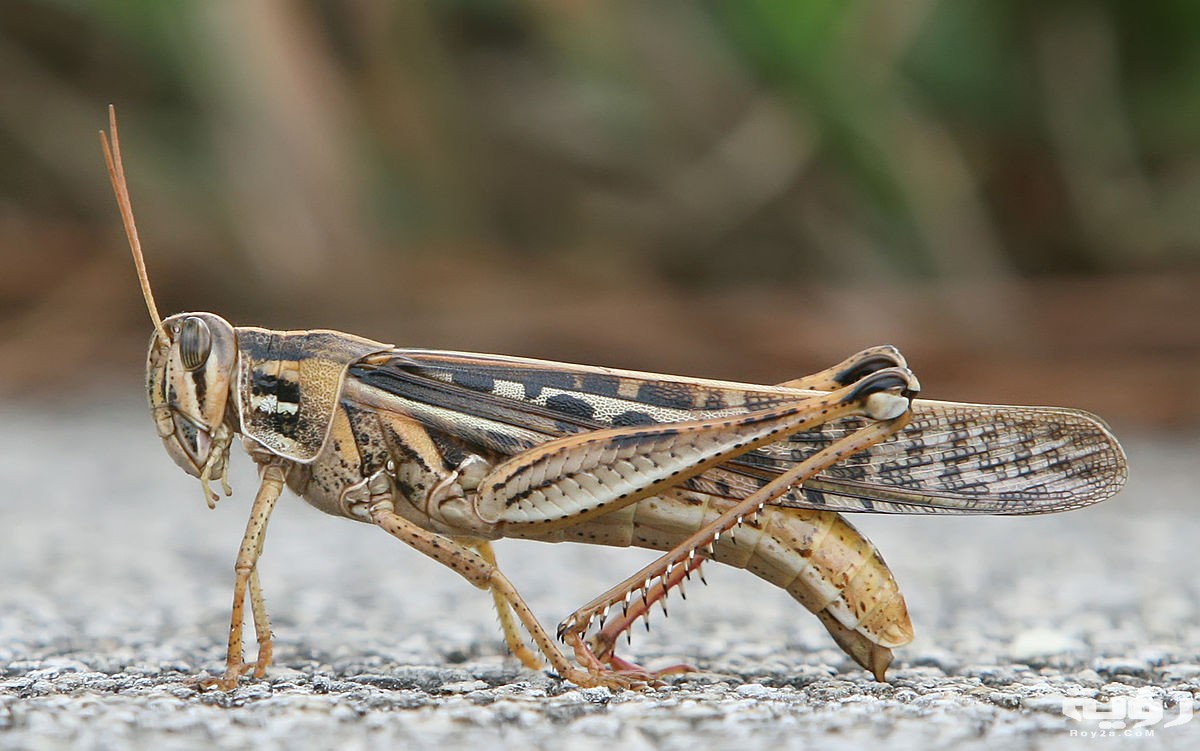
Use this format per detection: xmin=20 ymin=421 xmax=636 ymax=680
xmin=205 ymin=462 xmax=286 ymax=690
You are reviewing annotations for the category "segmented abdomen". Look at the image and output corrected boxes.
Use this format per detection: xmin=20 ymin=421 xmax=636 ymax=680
xmin=520 ymin=491 xmax=912 ymax=678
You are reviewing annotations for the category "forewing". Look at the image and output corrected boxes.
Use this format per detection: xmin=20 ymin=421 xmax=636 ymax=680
xmin=711 ymin=399 xmax=1127 ymax=514
xmin=347 ymin=349 xmax=1127 ymax=516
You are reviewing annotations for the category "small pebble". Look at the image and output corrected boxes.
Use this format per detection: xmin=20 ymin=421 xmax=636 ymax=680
xmin=1008 ymin=629 xmax=1085 ymax=661
xmin=437 ymin=679 xmax=489 ymax=694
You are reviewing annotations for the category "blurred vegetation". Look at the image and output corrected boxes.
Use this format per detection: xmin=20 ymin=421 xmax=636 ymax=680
xmin=0 ymin=1 xmax=1198 ymax=425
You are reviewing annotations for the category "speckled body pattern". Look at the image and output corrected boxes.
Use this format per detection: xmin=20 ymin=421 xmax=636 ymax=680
xmin=142 ymin=311 xmax=1126 ymax=689
xmin=99 ymin=105 xmax=1127 ymax=690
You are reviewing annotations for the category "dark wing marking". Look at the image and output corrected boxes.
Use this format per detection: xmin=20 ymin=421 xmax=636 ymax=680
xmin=348 ymin=350 xmax=1127 ymax=515
xmin=706 ymin=400 xmax=1126 ymax=514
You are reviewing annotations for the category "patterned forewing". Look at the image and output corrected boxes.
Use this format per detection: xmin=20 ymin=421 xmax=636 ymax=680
xmin=348 ymin=350 xmax=1127 ymax=516
xmin=717 ymin=400 xmax=1126 ymax=514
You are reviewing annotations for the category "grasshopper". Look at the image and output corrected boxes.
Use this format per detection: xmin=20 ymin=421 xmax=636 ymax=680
xmin=100 ymin=107 xmax=1127 ymax=690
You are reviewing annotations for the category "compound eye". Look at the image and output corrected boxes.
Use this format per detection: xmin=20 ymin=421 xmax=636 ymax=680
xmin=179 ymin=317 xmax=212 ymax=371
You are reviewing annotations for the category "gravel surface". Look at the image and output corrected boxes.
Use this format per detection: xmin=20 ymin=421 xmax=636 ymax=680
xmin=1 ymin=397 xmax=1197 ymax=750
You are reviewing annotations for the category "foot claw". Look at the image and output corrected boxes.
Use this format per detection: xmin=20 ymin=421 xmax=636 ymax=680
xmin=606 ymin=653 xmax=694 ymax=683
xmin=560 ymin=630 xmax=693 ymax=690
xmin=200 ymin=662 xmax=255 ymax=691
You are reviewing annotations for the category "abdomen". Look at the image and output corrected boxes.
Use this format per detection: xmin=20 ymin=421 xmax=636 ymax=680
xmin=519 ymin=491 xmax=912 ymax=678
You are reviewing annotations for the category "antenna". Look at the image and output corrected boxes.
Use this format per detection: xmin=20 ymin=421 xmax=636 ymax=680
xmin=100 ymin=104 xmax=168 ymax=345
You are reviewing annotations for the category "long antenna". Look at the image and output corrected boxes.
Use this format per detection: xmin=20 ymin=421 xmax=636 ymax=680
xmin=100 ymin=104 xmax=168 ymax=345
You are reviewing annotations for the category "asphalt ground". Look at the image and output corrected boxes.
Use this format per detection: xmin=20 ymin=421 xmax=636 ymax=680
xmin=1 ymin=396 xmax=1197 ymax=750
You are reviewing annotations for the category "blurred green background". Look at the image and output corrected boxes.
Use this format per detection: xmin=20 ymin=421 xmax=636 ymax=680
xmin=1 ymin=0 xmax=1197 ymax=428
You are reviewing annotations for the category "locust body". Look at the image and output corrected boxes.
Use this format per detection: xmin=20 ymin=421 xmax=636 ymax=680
xmin=102 ymin=108 xmax=1128 ymax=690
